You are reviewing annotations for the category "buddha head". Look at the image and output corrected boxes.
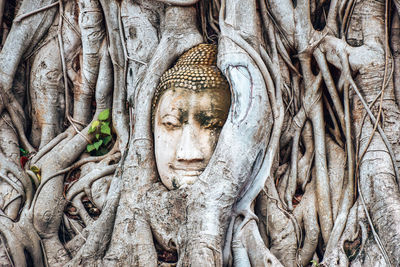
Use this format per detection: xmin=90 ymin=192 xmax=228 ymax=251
xmin=153 ymin=44 xmax=231 ymax=190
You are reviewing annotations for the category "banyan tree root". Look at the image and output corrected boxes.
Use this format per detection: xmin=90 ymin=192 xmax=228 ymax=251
xmin=0 ymin=0 xmax=59 ymax=153
xmin=2 ymin=0 xmax=400 ymax=266
xmin=231 ymin=219 xmax=283 ymax=267
xmin=0 ymin=113 xmax=28 ymax=220
xmin=0 ymin=5 xmax=117 ymax=263
xmin=29 ymin=0 xmax=81 ymax=148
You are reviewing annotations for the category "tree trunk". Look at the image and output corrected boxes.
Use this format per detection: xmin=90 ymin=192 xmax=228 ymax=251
xmin=1 ymin=0 xmax=400 ymax=266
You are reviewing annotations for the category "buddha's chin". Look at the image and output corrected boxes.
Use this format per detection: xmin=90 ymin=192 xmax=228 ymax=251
xmin=163 ymin=174 xmax=201 ymax=190
xmin=179 ymin=175 xmax=198 ymax=186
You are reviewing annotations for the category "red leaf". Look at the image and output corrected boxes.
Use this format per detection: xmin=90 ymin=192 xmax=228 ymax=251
xmin=20 ymin=156 xmax=28 ymax=168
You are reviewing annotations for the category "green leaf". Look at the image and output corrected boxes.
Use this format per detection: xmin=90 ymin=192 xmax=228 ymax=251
xmin=87 ymin=144 xmax=96 ymax=152
xmin=98 ymin=109 xmax=110 ymax=121
xmin=103 ymin=135 xmax=112 ymax=145
xmin=92 ymin=120 xmax=100 ymax=128
xmin=96 ymin=133 xmax=100 ymax=139
xmin=101 ymin=123 xmax=111 ymax=135
xmin=89 ymin=120 xmax=100 ymax=133
xmin=93 ymin=140 xmax=103 ymax=150
xmin=20 ymin=148 xmax=28 ymax=156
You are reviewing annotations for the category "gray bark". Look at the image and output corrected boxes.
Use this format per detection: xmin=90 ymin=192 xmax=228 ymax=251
xmin=1 ymin=0 xmax=400 ymax=266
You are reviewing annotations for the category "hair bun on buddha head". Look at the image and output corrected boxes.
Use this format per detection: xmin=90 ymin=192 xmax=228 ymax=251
xmin=175 ymin=43 xmax=218 ymax=67
xmin=155 ymin=44 xmax=229 ymax=96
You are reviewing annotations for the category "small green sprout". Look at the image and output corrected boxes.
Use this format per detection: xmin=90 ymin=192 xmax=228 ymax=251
xmin=87 ymin=109 xmax=113 ymax=155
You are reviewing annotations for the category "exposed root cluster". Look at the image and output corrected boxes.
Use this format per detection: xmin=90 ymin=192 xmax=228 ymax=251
xmin=1 ymin=0 xmax=400 ymax=266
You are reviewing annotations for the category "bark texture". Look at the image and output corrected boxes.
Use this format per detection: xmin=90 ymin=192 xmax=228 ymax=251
xmin=0 ymin=0 xmax=400 ymax=266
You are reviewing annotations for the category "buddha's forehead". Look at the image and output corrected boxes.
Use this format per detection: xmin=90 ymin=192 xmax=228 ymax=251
xmin=157 ymin=87 xmax=230 ymax=116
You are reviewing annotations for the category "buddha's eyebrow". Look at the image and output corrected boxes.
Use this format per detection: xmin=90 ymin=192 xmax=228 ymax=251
xmin=160 ymin=107 xmax=180 ymax=117
xmin=194 ymin=111 xmax=223 ymax=125
xmin=197 ymin=109 xmax=227 ymax=118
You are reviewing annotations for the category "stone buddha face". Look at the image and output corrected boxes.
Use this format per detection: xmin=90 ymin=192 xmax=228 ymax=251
xmin=154 ymin=85 xmax=230 ymax=190
xmin=153 ymin=44 xmax=230 ymax=190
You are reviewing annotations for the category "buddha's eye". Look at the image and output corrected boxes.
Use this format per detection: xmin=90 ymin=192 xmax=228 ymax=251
xmin=203 ymin=119 xmax=224 ymax=130
xmin=161 ymin=115 xmax=181 ymax=130
xmin=195 ymin=112 xmax=224 ymax=130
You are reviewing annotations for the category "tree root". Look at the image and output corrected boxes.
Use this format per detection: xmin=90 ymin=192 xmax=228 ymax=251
xmin=218 ymin=6 xmax=284 ymax=265
xmin=0 ymin=215 xmax=45 ymax=267
xmin=2 ymin=0 xmax=400 ymax=266
xmin=66 ymin=163 xmax=118 ymax=202
xmin=233 ymin=219 xmax=283 ymax=267
xmin=154 ymin=0 xmax=200 ymax=6
xmin=31 ymin=132 xmax=69 ymax=165
xmin=72 ymin=192 xmax=94 ymax=227
xmin=99 ymin=0 xmax=130 ymax=150
xmin=14 ymin=1 xmax=59 ymax=23
xmin=0 ymin=153 xmax=33 ymax=209
xmin=293 ymin=178 xmax=319 ymax=266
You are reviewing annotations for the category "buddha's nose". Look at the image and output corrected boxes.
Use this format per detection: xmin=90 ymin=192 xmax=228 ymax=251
xmin=176 ymin=125 xmax=204 ymax=162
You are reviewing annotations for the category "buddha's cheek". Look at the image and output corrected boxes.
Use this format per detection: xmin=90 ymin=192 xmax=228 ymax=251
xmin=154 ymin=128 xmax=181 ymax=188
xmin=198 ymin=129 xmax=221 ymax=164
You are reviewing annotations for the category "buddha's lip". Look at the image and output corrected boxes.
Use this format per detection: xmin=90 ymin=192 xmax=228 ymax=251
xmin=170 ymin=165 xmax=205 ymax=173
